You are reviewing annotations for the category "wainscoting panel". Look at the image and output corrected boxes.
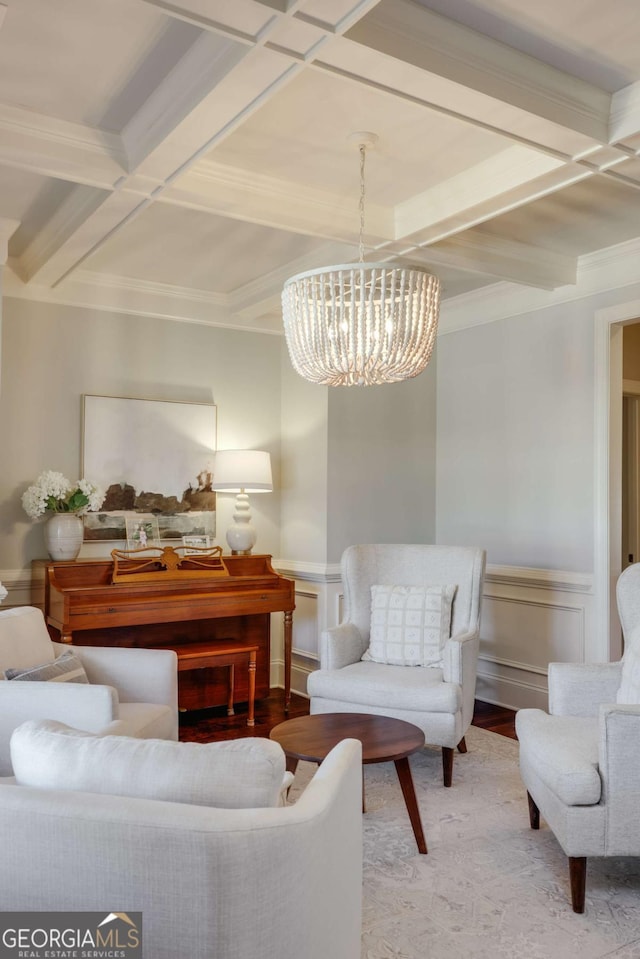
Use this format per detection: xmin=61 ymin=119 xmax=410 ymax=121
xmin=479 ymin=566 xmax=594 ymax=710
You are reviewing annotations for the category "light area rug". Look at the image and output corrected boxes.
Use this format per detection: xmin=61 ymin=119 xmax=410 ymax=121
xmin=288 ymin=726 xmax=640 ymax=959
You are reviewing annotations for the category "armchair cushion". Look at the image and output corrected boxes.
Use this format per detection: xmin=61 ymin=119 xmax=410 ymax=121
xmin=515 ymin=709 xmax=601 ymax=805
xmin=362 ymin=584 xmax=456 ymax=667
xmin=311 ymin=660 xmax=459 ymax=713
xmin=11 ymin=719 xmax=287 ymax=809
xmin=4 ymin=649 xmax=88 ymax=684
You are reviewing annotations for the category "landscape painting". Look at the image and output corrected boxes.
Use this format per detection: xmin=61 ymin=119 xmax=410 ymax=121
xmin=82 ymin=395 xmax=216 ymax=543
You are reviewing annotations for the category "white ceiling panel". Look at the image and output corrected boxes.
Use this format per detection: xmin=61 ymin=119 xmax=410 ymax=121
xmin=0 ymin=0 xmax=186 ymax=129
xmin=84 ymin=203 xmax=326 ymax=294
xmin=211 ymin=69 xmax=508 ymax=204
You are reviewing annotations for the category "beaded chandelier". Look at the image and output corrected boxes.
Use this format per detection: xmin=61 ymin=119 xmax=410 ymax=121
xmin=282 ymin=136 xmax=441 ymax=387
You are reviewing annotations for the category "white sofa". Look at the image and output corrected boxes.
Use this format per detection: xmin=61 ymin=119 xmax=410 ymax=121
xmin=0 ymin=606 xmax=178 ymax=775
xmin=0 ymin=725 xmax=363 ymax=959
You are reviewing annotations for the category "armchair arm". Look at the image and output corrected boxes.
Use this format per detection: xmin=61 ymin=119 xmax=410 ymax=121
xmin=442 ymin=630 xmax=478 ymax=684
xmin=598 ymin=703 xmax=640 ymax=856
xmin=64 ymin=645 xmax=178 ymax=709
xmin=0 ymin=682 xmax=118 ymax=776
xmin=442 ymin=630 xmax=480 ymax=732
xmin=548 ymin=662 xmax=622 ymax=717
xmin=319 ymin=624 xmax=367 ymax=671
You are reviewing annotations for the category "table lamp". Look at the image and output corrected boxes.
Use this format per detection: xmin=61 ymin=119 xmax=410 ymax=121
xmin=212 ymin=450 xmax=272 ymax=555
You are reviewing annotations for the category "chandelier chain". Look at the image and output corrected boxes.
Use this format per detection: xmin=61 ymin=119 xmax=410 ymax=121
xmin=359 ymin=144 xmax=366 ymax=264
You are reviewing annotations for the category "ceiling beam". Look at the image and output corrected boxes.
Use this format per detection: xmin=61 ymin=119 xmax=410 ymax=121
xmin=342 ymin=0 xmax=610 ymax=145
xmin=412 ymin=230 xmax=577 ymax=290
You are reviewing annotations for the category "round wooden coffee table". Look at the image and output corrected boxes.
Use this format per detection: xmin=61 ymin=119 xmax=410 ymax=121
xmin=270 ymin=712 xmax=427 ymax=854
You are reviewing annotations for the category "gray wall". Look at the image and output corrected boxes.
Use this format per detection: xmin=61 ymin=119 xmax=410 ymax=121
xmin=0 ymin=298 xmax=283 ymax=571
xmin=436 ymin=301 xmax=595 ymax=571
xmin=279 ymin=344 xmax=329 ymax=564
xmin=326 ymin=356 xmax=437 ymax=562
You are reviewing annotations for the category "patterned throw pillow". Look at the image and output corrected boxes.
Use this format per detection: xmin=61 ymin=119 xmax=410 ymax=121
xmin=362 ymin=584 xmax=457 ymax=667
xmin=4 ymin=648 xmax=89 ymax=683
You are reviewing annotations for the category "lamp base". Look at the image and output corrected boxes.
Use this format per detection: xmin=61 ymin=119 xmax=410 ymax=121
xmin=225 ymin=493 xmax=257 ymax=555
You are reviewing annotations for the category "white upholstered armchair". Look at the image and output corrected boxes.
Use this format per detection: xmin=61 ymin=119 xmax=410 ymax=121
xmin=308 ymin=544 xmax=486 ymax=786
xmin=0 ymin=606 xmax=178 ymax=775
xmin=516 ymin=562 xmax=640 ymax=913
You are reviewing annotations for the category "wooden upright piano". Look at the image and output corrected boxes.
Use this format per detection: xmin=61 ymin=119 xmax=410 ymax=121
xmin=32 ymin=554 xmax=295 ymax=713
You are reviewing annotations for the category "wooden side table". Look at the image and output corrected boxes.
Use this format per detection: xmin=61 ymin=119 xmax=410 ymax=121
xmin=270 ymin=712 xmax=428 ymax=853
xmin=176 ymin=640 xmax=259 ymax=726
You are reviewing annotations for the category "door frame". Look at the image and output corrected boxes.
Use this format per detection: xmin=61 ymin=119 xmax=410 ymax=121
xmin=595 ymin=300 xmax=640 ymax=660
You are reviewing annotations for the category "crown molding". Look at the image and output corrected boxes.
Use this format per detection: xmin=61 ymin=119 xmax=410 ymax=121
xmin=3 ymin=264 xmax=283 ymax=335
xmin=7 ymin=232 xmax=640 ymax=338
xmin=439 ymin=235 xmax=640 ymax=335
xmin=166 ymin=159 xmax=391 ymax=243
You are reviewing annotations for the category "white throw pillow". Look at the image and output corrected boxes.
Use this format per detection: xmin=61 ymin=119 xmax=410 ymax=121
xmin=11 ymin=719 xmax=287 ymax=809
xmin=362 ymin=584 xmax=457 ymax=667
xmin=616 ymin=643 xmax=640 ymax=704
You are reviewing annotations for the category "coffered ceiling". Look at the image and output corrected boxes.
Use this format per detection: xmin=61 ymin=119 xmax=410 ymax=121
xmin=2 ymin=0 xmax=640 ymax=333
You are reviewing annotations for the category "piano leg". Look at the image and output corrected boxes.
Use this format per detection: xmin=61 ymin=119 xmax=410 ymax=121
xmin=227 ymin=665 xmax=235 ymax=716
xmin=284 ymin=610 xmax=293 ymax=713
xmin=248 ymin=652 xmax=256 ymax=727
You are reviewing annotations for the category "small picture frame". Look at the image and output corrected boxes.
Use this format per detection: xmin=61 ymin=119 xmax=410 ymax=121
xmin=182 ymin=534 xmax=211 ymax=554
xmin=125 ymin=514 xmax=161 ymax=550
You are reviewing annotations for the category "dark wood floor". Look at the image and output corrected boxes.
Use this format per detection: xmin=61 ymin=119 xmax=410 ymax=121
xmin=179 ymin=690 xmax=517 ymax=743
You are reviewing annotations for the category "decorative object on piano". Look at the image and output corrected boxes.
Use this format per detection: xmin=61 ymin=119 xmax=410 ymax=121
xmin=125 ymin=513 xmax=160 ymax=550
xmin=111 ymin=545 xmax=228 ymax=583
xmin=182 ymin=534 xmax=211 ymax=554
xmin=82 ymin=395 xmax=217 ymax=545
xmin=212 ymin=450 xmax=273 ymax=555
xmin=22 ymin=470 xmax=105 ymax=561
xmin=0 ymin=583 xmax=7 ymax=604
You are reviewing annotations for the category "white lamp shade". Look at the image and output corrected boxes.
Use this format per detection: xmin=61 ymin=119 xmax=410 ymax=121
xmin=212 ymin=450 xmax=272 ymax=493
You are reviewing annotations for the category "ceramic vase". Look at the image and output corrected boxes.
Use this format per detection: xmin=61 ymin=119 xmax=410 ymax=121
xmin=44 ymin=513 xmax=84 ymax=561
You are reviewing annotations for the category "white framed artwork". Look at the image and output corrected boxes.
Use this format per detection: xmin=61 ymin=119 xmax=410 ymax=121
xmin=82 ymin=395 xmax=216 ymax=544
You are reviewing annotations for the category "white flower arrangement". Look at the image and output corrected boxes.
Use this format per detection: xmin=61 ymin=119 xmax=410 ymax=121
xmin=22 ymin=470 xmax=105 ymax=521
